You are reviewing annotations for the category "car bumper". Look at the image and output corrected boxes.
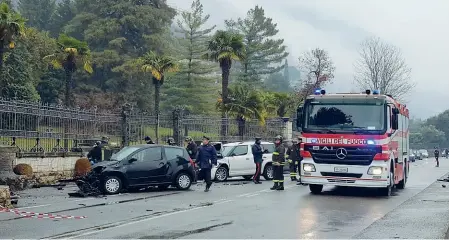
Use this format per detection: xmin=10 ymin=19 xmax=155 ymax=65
xmin=300 ymin=159 xmax=389 ymax=188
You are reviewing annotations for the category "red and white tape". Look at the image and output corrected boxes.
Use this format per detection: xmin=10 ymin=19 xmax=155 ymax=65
xmin=0 ymin=206 xmax=87 ymax=219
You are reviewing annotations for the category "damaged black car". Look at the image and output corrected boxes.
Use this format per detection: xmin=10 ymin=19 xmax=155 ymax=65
xmin=76 ymin=144 xmax=197 ymax=195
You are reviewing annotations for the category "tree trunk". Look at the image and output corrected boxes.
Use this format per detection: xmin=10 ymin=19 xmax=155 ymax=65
xmin=154 ymin=77 xmax=161 ymax=144
xmin=64 ymin=70 xmax=73 ymax=107
xmin=0 ymin=46 xmax=4 ymax=71
xmin=63 ymin=70 xmax=73 ymax=150
xmin=220 ymin=64 xmax=231 ymax=139
xmin=237 ymin=116 xmax=246 ymax=140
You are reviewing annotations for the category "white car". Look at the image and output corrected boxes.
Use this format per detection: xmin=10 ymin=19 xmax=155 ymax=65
xmin=212 ymin=141 xmax=275 ymax=181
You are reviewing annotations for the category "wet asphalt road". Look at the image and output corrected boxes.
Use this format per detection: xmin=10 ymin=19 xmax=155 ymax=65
xmin=0 ymin=157 xmax=448 ymax=239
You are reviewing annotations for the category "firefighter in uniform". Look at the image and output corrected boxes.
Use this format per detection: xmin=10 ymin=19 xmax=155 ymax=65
xmin=286 ymin=138 xmax=300 ymax=181
xmin=271 ymin=135 xmax=285 ymax=191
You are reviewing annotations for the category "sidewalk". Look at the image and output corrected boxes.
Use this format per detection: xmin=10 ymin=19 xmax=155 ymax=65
xmin=354 ymin=170 xmax=449 ymax=239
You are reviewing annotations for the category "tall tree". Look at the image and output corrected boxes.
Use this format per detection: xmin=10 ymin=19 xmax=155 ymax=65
xmin=44 ymin=34 xmax=93 ymax=107
xmin=177 ymin=0 xmax=216 ymax=82
xmin=138 ymin=51 xmax=178 ymax=143
xmin=225 ymin=6 xmax=288 ymax=83
xmin=354 ymin=36 xmax=414 ymax=100
xmin=0 ymin=2 xmax=25 ymax=69
xmin=167 ymin=0 xmax=218 ymax=114
xmin=17 ymin=0 xmax=56 ymax=33
xmin=64 ymin=0 xmax=176 ymax=110
xmin=205 ymin=30 xmax=245 ymax=136
xmin=297 ymin=48 xmax=335 ymax=101
xmin=205 ymin=31 xmax=245 ymax=112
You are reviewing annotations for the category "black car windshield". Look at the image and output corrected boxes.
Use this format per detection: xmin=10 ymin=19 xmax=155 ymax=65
xmin=110 ymin=146 xmax=141 ymax=161
xmin=304 ymin=101 xmax=385 ymax=133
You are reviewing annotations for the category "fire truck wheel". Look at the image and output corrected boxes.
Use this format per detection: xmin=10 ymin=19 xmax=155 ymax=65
xmin=396 ymin=162 xmax=407 ymax=189
xmin=380 ymin=170 xmax=394 ymax=196
xmin=309 ymin=184 xmax=323 ymax=194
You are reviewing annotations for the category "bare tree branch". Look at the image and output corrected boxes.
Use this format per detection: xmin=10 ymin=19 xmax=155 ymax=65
xmin=296 ymin=48 xmax=335 ymax=101
xmin=353 ymin=37 xmax=414 ymax=101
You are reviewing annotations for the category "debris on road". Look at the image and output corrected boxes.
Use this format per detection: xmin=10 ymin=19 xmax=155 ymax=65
xmin=70 ymin=170 xmax=103 ymax=197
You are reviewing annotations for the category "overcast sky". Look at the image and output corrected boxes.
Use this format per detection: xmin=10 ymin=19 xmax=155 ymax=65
xmin=167 ymin=0 xmax=449 ymax=119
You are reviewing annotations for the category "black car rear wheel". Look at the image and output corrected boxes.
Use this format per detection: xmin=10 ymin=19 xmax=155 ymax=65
xmin=175 ymin=172 xmax=192 ymax=190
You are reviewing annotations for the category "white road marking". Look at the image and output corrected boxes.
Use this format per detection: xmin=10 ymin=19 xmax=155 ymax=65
xmin=17 ymin=204 xmax=51 ymax=210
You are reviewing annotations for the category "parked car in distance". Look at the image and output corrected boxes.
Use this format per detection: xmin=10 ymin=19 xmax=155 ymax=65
xmin=419 ymin=149 xmax=429 ymax=158
xmin=89 ymin=144 xmax=197 ymax=195
xmin=212 ymin=141 xmax=275 ymax=181
xmin=413 ymin=150 xmax=422 ymax=160
xmin=409 ymin=151 xmax=415 ymax=162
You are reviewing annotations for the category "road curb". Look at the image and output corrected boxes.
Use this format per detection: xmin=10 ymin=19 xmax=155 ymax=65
xmin=353 ymin=172 xmax=449 ymax=239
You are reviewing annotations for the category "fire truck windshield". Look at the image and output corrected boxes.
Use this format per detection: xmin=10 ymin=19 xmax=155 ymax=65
xmin=303 ymin=101 xmax=385 ymax=134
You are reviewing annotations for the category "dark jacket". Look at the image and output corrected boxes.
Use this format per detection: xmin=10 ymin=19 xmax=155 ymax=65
xmin=272 ymin=143 xmax=285 ymax=164
xmin=196 ymin=144 xmax=217 ymax=169
xmin=286 ymin=144 xmax=301 ymax=162
xmin=435 ymin=149 xmax=440 ymax=157
xmin=252 ymin=143 xmax=263 ymax=163
xmin=186 ymin=142 xmax=198 ymax=159
xmin=87 ymin=146 xmax=101 ymax=161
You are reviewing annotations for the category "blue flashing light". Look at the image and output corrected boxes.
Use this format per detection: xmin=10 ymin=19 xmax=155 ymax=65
xmin=372 ymin=89 xmax=380 ymax=95
xmin=314 ymin=88 xmax=321 ymax=95
xmin=311 ymin=138 xmax=317 ymax=143
xmin=367 ymin=140 xmax=375 ymax=145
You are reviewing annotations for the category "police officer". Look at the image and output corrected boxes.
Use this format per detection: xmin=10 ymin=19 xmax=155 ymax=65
xmin=196 ymin=136 xmax=217 ymax=192
xmin=271 ymin=135 xmax=285 ymax=190
xmin=167 ymin=137 xmax=176 ymax=146
xmin=251 ymin=137 xmax=264 ymax=184
xmin=185 ymin=136 xmax=198 ymax=160
xmin=286 ymin=138 xmax=300 ymax=181
xmin=144 ymin=136 xmax=155 ymax=144
xmin=435 ymin=147 xmax=440 ymax=167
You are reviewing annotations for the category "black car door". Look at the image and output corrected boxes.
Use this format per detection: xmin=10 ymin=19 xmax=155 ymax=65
xmin=125 ymin=146 xmax=163 ymax=185
xmin=162 ymin=147 xmax=188 ymax=181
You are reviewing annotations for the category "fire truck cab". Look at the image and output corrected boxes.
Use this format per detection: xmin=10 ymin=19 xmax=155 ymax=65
xmin=296 ymin=89 xmax=410 ymax=196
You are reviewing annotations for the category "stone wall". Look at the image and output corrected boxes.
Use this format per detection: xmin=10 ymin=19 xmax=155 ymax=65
xmin=0 ymin=185 xmax=12 ymax=208
xmin=14 ymin=156 xmax=82 ymax=181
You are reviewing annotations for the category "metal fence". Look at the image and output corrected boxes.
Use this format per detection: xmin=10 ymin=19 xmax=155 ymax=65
xmin=0 ymin=99 xmax=286 ymax=153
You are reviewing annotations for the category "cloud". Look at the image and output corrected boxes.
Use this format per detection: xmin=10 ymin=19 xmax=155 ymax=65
xmin=167 ymin=0 xmax=449 ymax=118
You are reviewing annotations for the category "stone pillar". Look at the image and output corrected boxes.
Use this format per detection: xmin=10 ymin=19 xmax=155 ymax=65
xmin=281 ymin=117 xmax=292 ymax=142
xmin=0 ymin=145 xmax=17 ymax=174
xmin=0 ymin=185 xmax=12 ymax=208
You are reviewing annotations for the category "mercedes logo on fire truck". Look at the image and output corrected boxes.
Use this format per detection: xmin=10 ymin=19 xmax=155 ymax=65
xmin=336 ymin=148 xmax=347 ymax=159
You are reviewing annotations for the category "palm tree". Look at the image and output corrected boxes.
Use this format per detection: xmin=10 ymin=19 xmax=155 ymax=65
xmin=270 ymin=92 xmax=294 ymax=118
xmin=44 ymin=34 xmax=93 ymax=107
xmin=0 ymin=2 xmax=25 ymax=69
xmin=138 ymin=51 xmax=178 ymax=144
xmin=205 ymin=30 xmax=245 ymax=136
xmin=221 ymin=84 xmax=264 ymax=138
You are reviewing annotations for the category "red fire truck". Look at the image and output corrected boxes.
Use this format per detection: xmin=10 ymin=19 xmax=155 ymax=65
xmin=296 ymin=89 xmax=410 ymax=196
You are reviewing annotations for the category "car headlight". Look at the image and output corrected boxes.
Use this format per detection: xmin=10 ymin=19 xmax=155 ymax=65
xmin=368 ymin=166 xmax=383 ymax=175
xmin=303 ymin=163 xmax=316 ymax=172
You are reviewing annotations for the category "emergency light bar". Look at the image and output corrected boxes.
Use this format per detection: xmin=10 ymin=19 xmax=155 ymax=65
xmin=314 ymin=88 xmax=326 ymax=95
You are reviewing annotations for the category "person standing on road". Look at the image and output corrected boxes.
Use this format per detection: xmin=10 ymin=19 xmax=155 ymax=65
xmin=185 ymin=137 xmax=198 ymax=160
xmin=434 ymin=147 xmax=440 ymax=167
xmin=271 ymin=135 xmax=285 ymax=191
xmin=196 ymin=136 xmax=217 ymax=192
xmin=251 ymin=137 xmax=264 ymax=184
xmin=87 ymin=141 xmax=102 ymax=164
xmin=286 ymin=138 xmax=300 ymax=182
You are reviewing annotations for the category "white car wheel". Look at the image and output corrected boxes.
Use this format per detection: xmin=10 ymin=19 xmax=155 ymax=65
xmin=215 ymin=166 xmax=228 ymax=181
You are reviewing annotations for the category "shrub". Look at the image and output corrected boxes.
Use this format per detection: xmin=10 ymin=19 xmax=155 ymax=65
xmin=74 ymin=158 xmax=91 ymax=178
xmin=13 ymin=164 xmax=33 ymax=176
